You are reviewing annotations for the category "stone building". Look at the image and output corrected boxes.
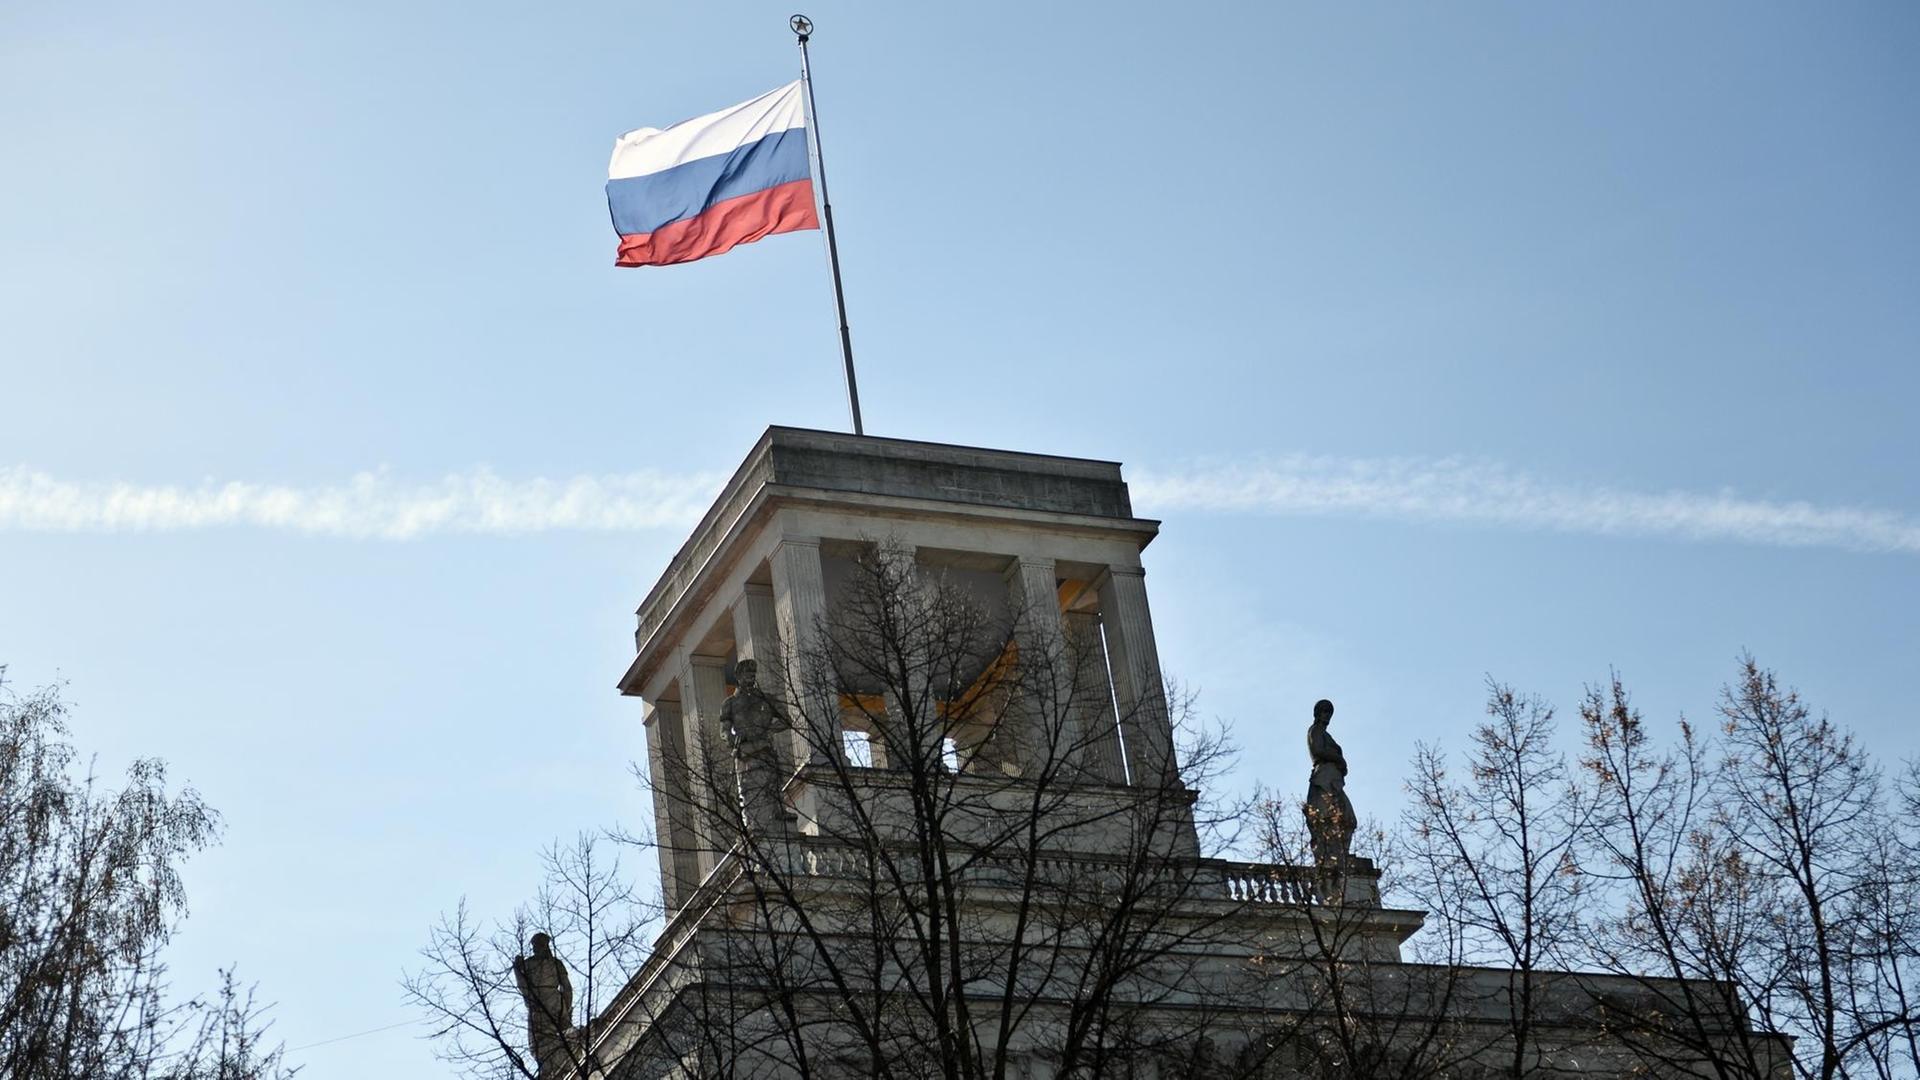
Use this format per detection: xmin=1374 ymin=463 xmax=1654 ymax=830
xmin=561 ymin=427 xmax=1787 ymax=1079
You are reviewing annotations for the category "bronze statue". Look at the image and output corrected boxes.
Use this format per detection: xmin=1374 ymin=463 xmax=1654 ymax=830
xmin=1303 ymin=698 xmax=1356 ymax=866
xmin=513 ymin=932 xmax=573 ymax=1073
xmin=722 ymin=659 xmax=792 ymax=834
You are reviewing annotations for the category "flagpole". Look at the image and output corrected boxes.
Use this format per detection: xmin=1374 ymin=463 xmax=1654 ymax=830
xmin=791 ymin=14 xmax=864 ymax=437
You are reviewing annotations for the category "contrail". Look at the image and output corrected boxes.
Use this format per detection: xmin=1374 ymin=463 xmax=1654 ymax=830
xmin=0 ymin=466 xmax=725 ymax=540
xmin=1129 ymin=457 xmax=1920 ymax=556
xmin=1 ymin=459 xmax=1915 ymax=555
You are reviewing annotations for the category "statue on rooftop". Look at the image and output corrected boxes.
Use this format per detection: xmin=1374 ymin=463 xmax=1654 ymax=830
xmin=723 ymin=659 xmax=793 ymax=835
xmin=513 ymin=932 xmax=573 ymax=1074
xmin=1303 ymin=698 xmax=1356 ymax=866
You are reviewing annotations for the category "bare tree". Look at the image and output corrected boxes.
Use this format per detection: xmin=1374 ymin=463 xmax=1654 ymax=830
xmin=0 ymin=669 xmax=296 ymax=1080
xmin=405 ymin=834 xmax=653 ymax=1079
xmin=161 ymin=968 xmax=298 ymax=1080
xmin=1250 ymin=808 xmax=1472 ymax=1080
xmin=1403 ymin=679 xmax=1596 ymax=1078
xmin=1691 ymin=658 xmax=1914 ymax=1079
xmin=1509 ymin=657 xmax=1914 ymax=1080
xmin=1875 ymin=761 xmax=1920 ymax=1078
xmin=591 ymin=541 xmax=1271 ymax=1079
xmin=1574 ymin=670 xmax=1792 ymax=1078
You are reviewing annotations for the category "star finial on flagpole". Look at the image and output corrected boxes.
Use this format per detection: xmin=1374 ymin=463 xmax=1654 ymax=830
xmin=790 ymin=14 xmax=813 ymax=41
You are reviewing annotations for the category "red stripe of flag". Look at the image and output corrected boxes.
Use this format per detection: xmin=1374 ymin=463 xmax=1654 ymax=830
xmin=615 ymin=178 xmax=819 ymax=268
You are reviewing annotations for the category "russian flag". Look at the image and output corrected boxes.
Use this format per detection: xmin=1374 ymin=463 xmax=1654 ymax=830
xmin=606 ymin=82 xmax=819 ymax=268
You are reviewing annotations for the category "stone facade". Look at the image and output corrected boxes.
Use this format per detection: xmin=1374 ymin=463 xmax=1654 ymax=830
xmin=572 ymin=428 xmax=1787 ymax=1080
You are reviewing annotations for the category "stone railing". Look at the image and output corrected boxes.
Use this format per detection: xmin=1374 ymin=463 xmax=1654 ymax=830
xmin=1214 ymin=861 xmax=1324 ymax=905
xmin=1211 ymin=856 xmax=1381 ymax=907
xmin=591 ymin=845 xmax=1383 ymax=1066
xmin=739 ymin=836 xmax=1373 ymax=909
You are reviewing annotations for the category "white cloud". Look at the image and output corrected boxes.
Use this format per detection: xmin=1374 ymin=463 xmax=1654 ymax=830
xmin=1129 ymin=456 xmax=1920 ymax=555
xmin=2 ymin=457 xmax=1915 ymax=555
xmin=0 ymin=466 xmax=723 ymax=540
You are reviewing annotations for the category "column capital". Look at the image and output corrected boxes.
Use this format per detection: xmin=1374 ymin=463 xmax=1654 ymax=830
xmin=743 ymin=581 xmax=775 ymax=599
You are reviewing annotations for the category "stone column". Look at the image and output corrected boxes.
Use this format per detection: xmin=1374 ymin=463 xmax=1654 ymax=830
xmin=1097 ymin=566 xmax=1177 ymax=787
xmin=770 ymin=537 xmax=838 ymax=767
xmin=678 ymin=652 xmax=735 ymax=882
xmin=644 ymin=700 xmax=701 ymax=908
xmin=1007 ymin=555 xmax=1078 ymax=776
xmin=862 ymin=543 xmax=953 ymax=773
xmin=1063 ymin=610 xmax=1127 ymax=784
xmin=642 ymin=703 xmax=678 ymax=910
xmin=732 ymin=583 xmax=781 ymax=665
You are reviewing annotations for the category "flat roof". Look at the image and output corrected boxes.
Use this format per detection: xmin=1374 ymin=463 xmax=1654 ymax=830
xmin=625 ymin=427 xmax=1151 ymax=691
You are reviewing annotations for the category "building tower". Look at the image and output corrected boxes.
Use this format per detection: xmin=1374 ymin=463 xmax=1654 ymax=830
xmin=617 ymin=428 xmax=1213 ymax=898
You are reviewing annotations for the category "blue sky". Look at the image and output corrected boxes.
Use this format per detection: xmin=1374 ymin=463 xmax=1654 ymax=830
xmin=3 ymin=2 xmax=1917 ymax=1073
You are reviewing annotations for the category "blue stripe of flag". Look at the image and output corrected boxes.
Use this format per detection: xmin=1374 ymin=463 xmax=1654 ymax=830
xmin=606 ymin=127 xmax=812 ymax=237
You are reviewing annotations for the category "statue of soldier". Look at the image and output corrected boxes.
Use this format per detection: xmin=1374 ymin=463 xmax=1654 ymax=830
xmin=513 ymin=932 xmax=573 ymax=1075
xmin=1303 ymin=698 xmax=1357 ymax=866
xmin=721 ymin=659 xmax=792 ymax=835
